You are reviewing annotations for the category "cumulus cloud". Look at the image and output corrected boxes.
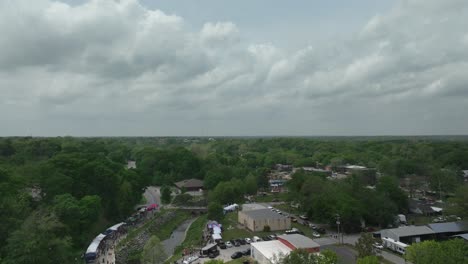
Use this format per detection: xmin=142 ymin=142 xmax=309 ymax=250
xmin=0 ymin=0 xmax=467 ymax=136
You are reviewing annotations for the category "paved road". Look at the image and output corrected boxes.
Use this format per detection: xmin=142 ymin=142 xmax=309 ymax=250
xmin=322 ymin=244 xmax=357 ymax=264
xmin=379 ymin=250 xmax=407 ymax=264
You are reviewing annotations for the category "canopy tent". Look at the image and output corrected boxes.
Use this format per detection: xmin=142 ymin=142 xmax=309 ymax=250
xmin=213 ymin=226 xmax=221 ymax=234
xmin=147 ymin=203 xmax=158 ymax=211
xmin=108 ymin=222 xmax=125 ymax=231
xmin=102 ymin=222 xmax=126 ymax=235
xmin=207 ymin=221 xmax=222 ymax=229
xmin=86 ymin=234 xmax=106 ymax=254
xmin=212 ymin=233 xmax=222 ymax=240
xmin=223 ymin=203 xmax=238 ymax=212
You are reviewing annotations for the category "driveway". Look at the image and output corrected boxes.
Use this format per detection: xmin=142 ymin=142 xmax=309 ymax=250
xmin=322 ymin=245 xmax=357 ymax=264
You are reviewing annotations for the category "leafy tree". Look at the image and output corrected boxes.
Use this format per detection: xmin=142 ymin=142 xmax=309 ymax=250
xmin=78 ymin=195 xmax=101 ymax=226
xmin=161 ymin=185 xmax=172 ymax=204
xmin=207 ymin=202 xmax=224 ymax=221
xmin=447 ymin=185 xmax=468 ymax=218
xmin=429 ymin=168 xmax=459 ymax=196
xmin=3 ymin=210 xmax=74 ymax=264
xmin=405 ymin=239 xmax=467 ymax=264
xmin=355 ymin=233 xmax=375 ymax=258
xmin=141 ymin=235 xmax=167 ymax=264
xmin=280 ymin=249 xmax=338 ymax=264
xmin=376 ymin=176 xmax=408 ymax=212
xmin=244 ymin=174 xmax=258 ymax=195
xmin=357 ymin=256 xmax=380 ymax=264
xmin=210 ymin=178 xmax=246 ymax=204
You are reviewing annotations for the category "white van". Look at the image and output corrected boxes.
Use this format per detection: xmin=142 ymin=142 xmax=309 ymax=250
xmin=252 ymin=236 xmax=262 ymax=242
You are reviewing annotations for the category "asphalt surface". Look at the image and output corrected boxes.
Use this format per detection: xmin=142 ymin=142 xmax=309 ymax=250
xmin=322 ymin=244 xmax=357 ymax=264
xmin=379 ymin=250 xmax=407 ymax=264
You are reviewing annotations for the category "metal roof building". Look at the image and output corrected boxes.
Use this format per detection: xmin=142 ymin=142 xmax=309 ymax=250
xmin=242 ymin=203 xmax=268 ymax=211
xmin=251 ymin=240 xmax=292 ymax=264
xmin=428 ymin=221 xmax=468 ymax=239
xmin=453 ymin=233 xmax=468 ymax=241
xmin=277 ymin=234 xmax=320 ymax=253
xmin=428 ymin=221 xmax=468 ymax=233
xmin=242 ymin=209 xmax=288 ymax=220
xmin=238 ymin=209 xmax=290 ymax=232
xmin=380 ymin=226 xmax=435 ymax=244
xmin=174 ymin=179 xmax=204 ymax=191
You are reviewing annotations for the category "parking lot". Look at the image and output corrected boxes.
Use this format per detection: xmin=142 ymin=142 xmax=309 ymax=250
xmin=206 ymin=243 xmax=250 ymax=263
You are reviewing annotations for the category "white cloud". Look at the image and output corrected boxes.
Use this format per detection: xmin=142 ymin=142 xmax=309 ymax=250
xmin=200 ymin=22 xmax=239 ymax=45
xmin=0 ymin=0 xmax=467 ymax=136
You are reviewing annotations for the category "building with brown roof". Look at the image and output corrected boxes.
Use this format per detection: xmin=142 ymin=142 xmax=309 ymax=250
xmin=174 ymin=179 xmax=204 ymax=192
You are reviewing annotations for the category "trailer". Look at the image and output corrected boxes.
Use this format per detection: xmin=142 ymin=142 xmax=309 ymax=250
xmin=382 ymin=237 xmax=408 ymax=254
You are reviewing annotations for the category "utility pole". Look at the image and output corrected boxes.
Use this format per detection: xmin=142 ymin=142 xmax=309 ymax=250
xmin=336 ymin=214 xmax=341 ymax=245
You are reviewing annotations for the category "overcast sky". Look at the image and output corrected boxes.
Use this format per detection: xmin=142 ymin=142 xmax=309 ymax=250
xmin=1 ymin=0 xmax=467 ymax=136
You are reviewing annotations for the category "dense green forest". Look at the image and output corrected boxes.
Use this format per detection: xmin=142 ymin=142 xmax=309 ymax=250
xmin=0 ymin=136 xmax=467 ymax=263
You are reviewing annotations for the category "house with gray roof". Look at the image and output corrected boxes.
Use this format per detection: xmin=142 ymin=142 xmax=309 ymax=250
xmin=452 ymin=233 xmax=468 ymax=242
xmin=380 ymin=225 xmax=435 ymax=244
xmin=428 ymin=221 xmax=468 ymax=240
xmin=277 ymin=234 xmax=320 ymax=253
xmin=174 ymin=179 xmax=204 ymax=192
xmin=238 ymin=209 xmax=291 ymax=232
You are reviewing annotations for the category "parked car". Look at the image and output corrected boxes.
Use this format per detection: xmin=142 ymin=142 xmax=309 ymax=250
xmin=299 ymin=215 xmax=309 ymax=220
xmin=373 ymin=242 xmax=384 ymax=249
xmin=231 ymin=252 xmax=243 ymax=259
xmin=218 ymin=242 xmax=227 ymax=249
xmin=312 ymin=232 xmax=321 ymax=238
xmin=245 ymin=237 xmax=252 ymax=244
xmin=208 ymin=250 xmax=219 ymax=258
xmin=234 ymin=240 xmax=241 ymax=247
xmin=262 ymin=236 xmax=271 ymax=241
xmin=225 ymin=241 xmax=233 ymax=248
xmin=183 ymin=256 xmax=199 ymax=264
xmin=290 ymin=217 xmax=298 ymax=222
xmin=310 ymin=224 xmax=317 ymax=229
xmin=253 ymin=236 xmax=262 ymax=242
xmin=239 ymin=238 xmax=246 ymax=245
xmin=317 ymin=227 xmax=326 ymax=234
xmin=242 ymin=248 xmax=251 ymax=256
xmin=268 ymin=234 xmax=277 ymax=240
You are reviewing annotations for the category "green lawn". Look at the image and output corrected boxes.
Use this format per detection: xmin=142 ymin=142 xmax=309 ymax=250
xmin=291 ymin=222 xmax=315 ymax=238
xmin=151 ymin=210 xmax=191 ymax=240
xmin=253 ymin=192 xmax=288 ymax=203
xmin=406 ymin=215 xmax=433 ymax=225
xmin=274 ymin=203 xmax=301 ymax=214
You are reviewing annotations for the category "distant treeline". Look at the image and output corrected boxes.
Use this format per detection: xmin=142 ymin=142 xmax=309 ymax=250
xmin=0 ymin=137 xmax=467 ymax=263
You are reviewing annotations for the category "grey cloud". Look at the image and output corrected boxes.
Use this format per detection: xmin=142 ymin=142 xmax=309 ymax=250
xmin=0 ymin=0 xmax=468 ymax=136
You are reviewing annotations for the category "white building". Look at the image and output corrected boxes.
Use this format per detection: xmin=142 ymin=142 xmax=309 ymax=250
xmin=251 ymin=240 xmax=292 ymax=264
xmin=242 ymin=203 xmax=267 ymax=211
